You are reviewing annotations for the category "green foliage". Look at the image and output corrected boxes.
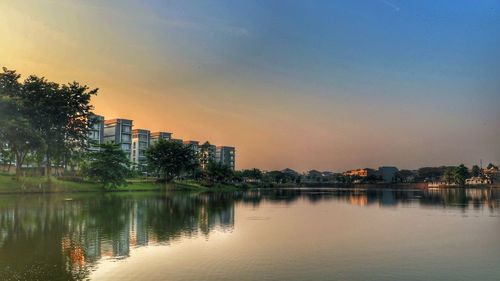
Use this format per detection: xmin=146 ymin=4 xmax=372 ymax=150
xmin=83 ymin=143 xmax=130 ymax=189
xmin=204 ymin=161 xmax=234 ymax=185
xmin=0 ymin=70 xmax=46 ymax=179
xmin=443 ymin=167 xmax=456 ymax=184
xmin=418 ymin=166 xmax=446 ymax=181
xmin=0 ymin=67 xmax=97 ymax=179
xmin=240 ymin=168 xmax=263 ymax=180
xmin=394 ymin=170 xmax=416 ymax=183
xmin=146 ymin=139 xmax=197 ymax=182
xmin=453 ymin=164 xmax=469 ymax=185
xmin=471 ymin=165 xmax=481 ymax=177
xmin=264 ymin=169 xmax=301 ymax=184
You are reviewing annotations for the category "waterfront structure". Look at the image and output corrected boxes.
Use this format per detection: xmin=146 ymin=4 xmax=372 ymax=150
xmin=216 ymin=146 xmax=235 ymax=170
xmin=131 ymin=129 xmax=150 ymax=171
xmin=104 ymin=119 xmax=133 ymax=159
xmin=465 ymin=177 xmax=492 ymax=185
xmin=150 ymin=132 xmax=172 ymax=145
xmin=483 ymin=167 xmax=500 ymax=183
xmin=88 ymin=114 xmax=105 ymax=151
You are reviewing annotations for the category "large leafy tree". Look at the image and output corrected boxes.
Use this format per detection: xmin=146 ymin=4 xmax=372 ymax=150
xmin=0 ymin=67 xmax=97 ymax=179
xmin=83 ymin=143 xmax=130 ymax=189
xmin=204 ymin=161 xmax=234 ymax=185
xmin=453 ymin=164 xmax=469 ymax=186
xmin=21 ymin=76 xmax=97 ymax=178
xmin=471 ymin=165 xmax=481 ymax=177
xmin=443 ymin=167 xmax=456 ymax=184
xmin=146 ymin=139 xmax=197 ymax=183
xmin=0 ymin=68 xmax=45 ymax=179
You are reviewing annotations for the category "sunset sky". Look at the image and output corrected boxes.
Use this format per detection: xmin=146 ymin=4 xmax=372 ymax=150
xmin=1 ymin=0 xmax=499 ymax=171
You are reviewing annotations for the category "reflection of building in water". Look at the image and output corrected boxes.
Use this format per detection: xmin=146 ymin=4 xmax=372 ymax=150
xmin=113 ymin=231 xmax=130 ymax=257
xmin=379 ymin=190 xmax=397 ymax=206
xmin=129 ymin=202 xmax=149 ymax=247
xmin=349 ymin=194 xmax=368 ymax=206
xmin=84 ymin=230 xmax=102 ymax=262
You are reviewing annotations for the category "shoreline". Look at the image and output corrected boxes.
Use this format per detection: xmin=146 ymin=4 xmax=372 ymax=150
xmin=0 ymin=174 xmax=498 ymax=195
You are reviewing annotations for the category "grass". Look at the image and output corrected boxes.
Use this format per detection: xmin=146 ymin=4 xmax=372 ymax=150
xmin=0 ymin=173 xmax=244 ymax=194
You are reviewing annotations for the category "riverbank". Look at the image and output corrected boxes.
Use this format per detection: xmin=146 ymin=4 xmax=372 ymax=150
xmin=0 ymin=174 xmax=243 ymax=194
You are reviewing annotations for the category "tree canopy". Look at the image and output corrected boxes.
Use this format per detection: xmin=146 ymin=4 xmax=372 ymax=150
xmin=83 ymin=143 xmax=130 ymax=189
xmin=146 ymin=139 xmax=197 ymax=183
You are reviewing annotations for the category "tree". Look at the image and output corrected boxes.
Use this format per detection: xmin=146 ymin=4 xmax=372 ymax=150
xmin=241 ymin=168 xmax=263 ymax=181
xmin=443 ymin=167 xmax=456 ymax=184
xmin=306 ymin=170 xmax=323 ymax=182
xmin=83 ymin=143 xmax=130 ymax=189
xmin=418 ymin=167 xmax=446 ymax=182
xmin=0 ymin=68 xmax=45 ymax=179
xmin=198 ymin=141 xmax=213 ymax=170
xmin=204 ymin=161 xmax=233 ymax=185
xmin=395 ymin=170 xmax=416 ymax=183
xmin=471 ymin=165 xmax=481 ymax=177
xmin=146 ymin=139 xmax=197 ymax=183
xmin=21 ymin=76 xmax=97 ymax=179
xmin=453 ymin=164 xmax=469 ymax=186
xmin=0 ymin=68 xmax=98 ymax=180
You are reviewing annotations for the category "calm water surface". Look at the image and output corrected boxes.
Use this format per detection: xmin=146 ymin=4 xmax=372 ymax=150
xmin=0 ymin=188 xmax=499 ymax=281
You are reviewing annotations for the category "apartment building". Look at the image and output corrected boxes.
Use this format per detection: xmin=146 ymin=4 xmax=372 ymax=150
xmin=150 ymin=132 xmax=172 ymax=145
xmin=216 ymin=146 xmax=235 ymax=170
xmin=88 ymin=114 xmax=104 ymax=151
xmin=131 ymin=129 xmax=150 ymax=171
xmin=104 ymin=119 xmax=133 ymax=160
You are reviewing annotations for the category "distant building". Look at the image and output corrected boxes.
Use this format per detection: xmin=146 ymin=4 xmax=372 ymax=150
xmin=131 ymin=129 xmax=150 ymax=171
xmin=483 ymin=167 xmax=500 ymax=183
xmin=378 ymin=166 xmax=399 ymax=183
xmin=343 ymin=168 xmax=377 ymax=177
xmin=104 ymin=119 xmax=133 ymax=159
xmin=171 ymin=138 xmax=183 ymax=143
xmin=216 ymin=146 xmax=235 ymax=170
xmin=183 ymin=140 xmax=200 ymax=154
xmin=88 ymin=114 xmax=104 ymax=151
xmin=150 ymin=132 xmax=172 ymax=145
xmin=465 ymin=177 xmax=492 ymax=185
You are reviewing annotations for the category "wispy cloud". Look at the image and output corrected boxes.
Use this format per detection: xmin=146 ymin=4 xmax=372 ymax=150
xmin=379 ymin=0 xmax=400 ymax=12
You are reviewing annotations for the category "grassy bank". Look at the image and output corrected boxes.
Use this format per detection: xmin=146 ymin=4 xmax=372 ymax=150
xmin=0 ymin=173 xmax=243 ymax=194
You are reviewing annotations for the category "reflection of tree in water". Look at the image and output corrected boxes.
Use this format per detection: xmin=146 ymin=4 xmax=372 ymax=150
xmin=0 ymin=193 xmax=236 ymax=281
xmin=0 ymin=188 xmax=498 ymax=280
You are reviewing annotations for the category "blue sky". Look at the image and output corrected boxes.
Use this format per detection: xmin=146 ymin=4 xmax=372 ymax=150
xmin=1 ymin=0 xmax=499 ymax=170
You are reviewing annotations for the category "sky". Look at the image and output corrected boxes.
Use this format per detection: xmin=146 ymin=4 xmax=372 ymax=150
xmin=1 ymin=0 xmax=499 ymax=172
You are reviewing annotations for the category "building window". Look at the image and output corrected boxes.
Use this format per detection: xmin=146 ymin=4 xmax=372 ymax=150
xmin=122 ymin=125 xmax=131 ymax=133
xmin=121 ymin=134 xmax=131 ymax=142
xmin=121 ymin=143 xmax=131 ymax=151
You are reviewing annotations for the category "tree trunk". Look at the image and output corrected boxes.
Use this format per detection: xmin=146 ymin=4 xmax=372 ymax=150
xmin=46 ymin=153 xmax=51 ymax=182
xmin=15 ymin=151 xmax=23 ymax=181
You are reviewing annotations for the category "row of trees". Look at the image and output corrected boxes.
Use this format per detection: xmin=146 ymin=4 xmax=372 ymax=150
xmin=83 ymin=140 xmax=235 ymax=188
xmin=0 ymin=68 xmax=97 ymax=180
xmin=0 ymin=68 xmax=237 ymax=189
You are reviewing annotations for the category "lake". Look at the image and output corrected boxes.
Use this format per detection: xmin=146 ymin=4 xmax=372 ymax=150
xmin=0 ymin=188 xmax=499 ymax=281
